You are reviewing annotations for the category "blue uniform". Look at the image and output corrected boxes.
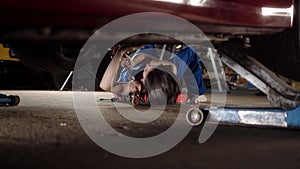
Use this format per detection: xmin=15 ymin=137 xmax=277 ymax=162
xmin=118 ymin=45 xmax=206 ymax=96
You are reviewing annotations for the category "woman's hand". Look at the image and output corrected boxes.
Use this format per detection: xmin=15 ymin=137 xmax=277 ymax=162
xmin=120 ymin=54 xmax=134 ymax=69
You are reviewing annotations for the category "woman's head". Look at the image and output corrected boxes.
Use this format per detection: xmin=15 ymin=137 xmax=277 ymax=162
xmin=141 ymin=66 xmax=180 ymax=105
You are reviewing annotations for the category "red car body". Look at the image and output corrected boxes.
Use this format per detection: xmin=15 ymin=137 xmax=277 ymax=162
xmin=0 ymin=0 xmax=294 ymax=32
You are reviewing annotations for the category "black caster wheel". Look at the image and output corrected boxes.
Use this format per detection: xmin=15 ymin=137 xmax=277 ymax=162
xmin=8 ymin=95 xmax=20 ymax=106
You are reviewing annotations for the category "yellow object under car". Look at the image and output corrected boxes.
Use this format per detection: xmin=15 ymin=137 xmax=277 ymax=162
xmin=0 ymin=44 xmax=19 ymax=61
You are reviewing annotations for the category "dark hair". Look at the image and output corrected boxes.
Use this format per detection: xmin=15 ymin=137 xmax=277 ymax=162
xmin=141 ymin=66 xmax=180 ymax=105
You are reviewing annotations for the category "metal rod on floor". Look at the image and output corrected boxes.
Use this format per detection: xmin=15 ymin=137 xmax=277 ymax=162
xmin=60 ymin=71 xmax=73 ymax=91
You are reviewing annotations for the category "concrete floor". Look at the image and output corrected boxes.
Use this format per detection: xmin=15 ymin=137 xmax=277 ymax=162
xmin=0 ymin=90 xmax=300 ymax=169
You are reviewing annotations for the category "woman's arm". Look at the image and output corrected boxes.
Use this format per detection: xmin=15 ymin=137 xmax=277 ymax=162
xmin=99 ymin=49 xmax=123 ymax=92
xmin=130 ymin=52 xmax=177 ymax=75
xmin=100 ymin=47 xmax=141 ymax=94
xmin=146 ymin=55 xmax=177 ymax=75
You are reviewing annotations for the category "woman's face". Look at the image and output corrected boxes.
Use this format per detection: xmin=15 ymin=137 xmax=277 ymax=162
xmin=128 ymin=65 xmax=154 ymax=94
xmin=132 ymin=81 xmax=142 ymax=93
xmin=143 ymin=64 xmax=154 ymax=79
xmin=127 ymin=64 xmax=155 ymax=94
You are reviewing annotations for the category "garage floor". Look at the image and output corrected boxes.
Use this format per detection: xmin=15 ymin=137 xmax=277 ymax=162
xmin=0 ymin=90 xmax=299 ymax=169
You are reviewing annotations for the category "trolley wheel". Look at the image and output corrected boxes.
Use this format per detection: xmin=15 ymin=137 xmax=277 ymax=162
xmin=8 ymin=95 xmax=20 ymax=106
xmin=186 ymin=108 xmax=204 ymax=126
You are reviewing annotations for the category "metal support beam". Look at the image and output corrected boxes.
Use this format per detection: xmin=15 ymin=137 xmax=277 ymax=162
xmin=221 ymin=54 xmax=268 ymax=94
xmin=219 ymin=50 xmax=300 ymax=109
